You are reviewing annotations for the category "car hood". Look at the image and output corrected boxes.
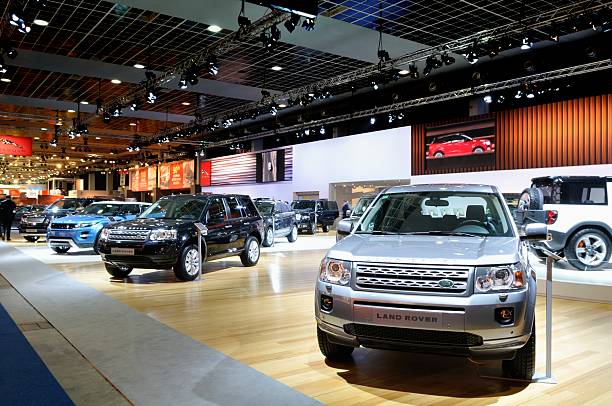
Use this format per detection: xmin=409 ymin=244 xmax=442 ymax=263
xmin=328 ymin=234 xmax=521 ymax=266
xmin=107 ymin=218 xmax=191 ymax=230
xmin=52 ymin=214 xmax=110 ymax=224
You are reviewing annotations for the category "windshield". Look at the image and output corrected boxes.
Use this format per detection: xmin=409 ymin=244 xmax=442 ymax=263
xmin=255 ymin=202 xmax=274 ymax=215
xmin=139 ymin=198 xmax=206 ymax=220
xmin=82 ymin=203 xmax=124 ymax=216
xmin=352 ymin=197 xmax=374 ymax=217
xmin=47 ymin=199 xmax=82 ymax=211
xmin=292 ymin=201 xmax=315 ymax=210
xmin=357 ymin=191 xmax=513 ymax=237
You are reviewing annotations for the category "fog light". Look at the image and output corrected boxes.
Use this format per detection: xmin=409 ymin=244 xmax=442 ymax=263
xmin=320 ymin=294 xmax=333 ymax=312
xmin=495 ymin=307 xmax=514 ymax=325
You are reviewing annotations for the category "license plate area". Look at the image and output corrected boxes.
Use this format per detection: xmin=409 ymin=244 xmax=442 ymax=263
xmin=26 ymin=228 xmax=38 ymax=233
xmin=353 ymin=304 xmax=465 ymax=330
xmin=111 ymin=247 xmax=135 ymax=256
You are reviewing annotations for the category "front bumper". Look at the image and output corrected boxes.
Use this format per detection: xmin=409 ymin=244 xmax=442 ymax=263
xmin=315 ymin=280 xmax=535 ymax=360
xmin=98 ymin=240 xmax=180 ymax=268
xmin=19 ymin=223 xmax=48 ymax=236
xmin=47 ymin=228 xmax=97 ymax=249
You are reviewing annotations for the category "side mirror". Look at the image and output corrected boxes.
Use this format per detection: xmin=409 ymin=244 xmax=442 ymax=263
xmin=521 ymin=223 xmax=549 ymax=241
xmin=336 ymin=219 xmax=354 ymax=236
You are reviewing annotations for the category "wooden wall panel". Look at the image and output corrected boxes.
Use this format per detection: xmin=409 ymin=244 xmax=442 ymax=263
xmin=412 ymin=94 xmax=611 ymax=175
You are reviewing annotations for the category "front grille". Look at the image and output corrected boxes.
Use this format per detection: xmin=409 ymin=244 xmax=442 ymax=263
xmin=50 ymin=223 xmax=76 ymax=230
xmin=354 ymin=262 xmax=470 ymax=294
xmin=344 ymin=323 xmax=483 ymax=347
xmin=25 ymin=217 xmax=45 ymax=223
xmin=108 ymin=229 xmax=149 ymax=241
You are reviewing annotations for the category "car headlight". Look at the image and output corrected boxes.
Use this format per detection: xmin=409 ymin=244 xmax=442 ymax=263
xmin=149 ymin=229 xmax=178 ymax=241
xmin=43 ymin=218 xmax=50 ymax=224
xmin=296 ymin=213 xmax=301 ymax=220
xmin=99 ymin=228 xmax=110 ymax=241
xmin=319 ymin=258 xmax=351 ymax=285
xmin=474 ymin=263 xmax=526 ymax=293
xmin=77 ymin=222 xmax=93 ymax=228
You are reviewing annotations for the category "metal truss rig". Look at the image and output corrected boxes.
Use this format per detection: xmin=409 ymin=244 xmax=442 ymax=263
xmin=197 ymin=0 xmax=609 ymax=124
xmin=206 ymin=59 xmax=612 ymax=148
xmin=99 ymin=10 xmax=290 ymax=113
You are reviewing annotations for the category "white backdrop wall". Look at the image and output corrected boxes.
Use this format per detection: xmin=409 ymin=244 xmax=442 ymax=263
xmin=411 ymin=164 xmax=612 ymax=193
xmin=203 ymin=126 xmax=411 ymax=201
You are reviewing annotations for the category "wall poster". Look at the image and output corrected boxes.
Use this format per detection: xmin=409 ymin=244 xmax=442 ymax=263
xmin=0 ymin=135 xmax=33 ymax=156
xmin=159 ymin=160 xmax=194 ymax=190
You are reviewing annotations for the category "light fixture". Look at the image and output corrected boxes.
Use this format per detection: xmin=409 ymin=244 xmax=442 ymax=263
xmin=278 ymin=103 xmax=287 ymax=108
xmin=207 ymin=55 xmax=219 ymax=75
xmin=497 ymin=95 xmax=505 ymax=103
xmin=40 ymin=127 xmax=47 ymax=131
xmin=398 ymin=69 xmax=409 ymax=76
xmin=95 ymin=136 xmax=101 ymax=140
xmin=133 ymin=63 xmax=145 ymax=69
xmin=271 ymin=65 xmax=282 ymax=71
xmin=33 ymin=19 xmax=48 ymax=26
xmin=284 ymin=13 xmax=300 ymax=33
xmin=441 ymin=53 xmax=455 ymax=65
xmin=483 ymin=95 xmax=493 ymax=104
xmin=103 ymin=111 xmax=111 ymax=123
xmin=34 ymin=136 xmax=40 ymax=140
xmin=369 ymin=117 xmax=376 ymax=125
xmin=270 ymin=24 xmax=281 ymax=43
xmin=207 ymin=25 xmax=222 ymax=33
xmin=129 ymin=99 xmax=140 ymax=111
xmin=129 ymin=122 xmax=137 ymax=126
xmin=146 ymin=88 xmax=157 ymax=104
xmin=10 ymin=11 xmax=31 ymax=34
xmin=371 ymin=81 xmax=379 ymax=90
xmin=80 ymin=101 xmax=89 ymax=105
xmin=0 ymin=78 xmax=11 ymax=83
xmin=110 ymin=79 xmax=122 ymax=84
xmin=302 ymin=18 xmax=316 ymax=31
xmin=521 ymin=35 xmax=533 ymax=50
xmin=408 ymin=63 xmax=419 ymax=79
xmin=178 ymin=75 xmax=188 ymax=89
xmin=67 ymin=109 xmax=75 ymax=113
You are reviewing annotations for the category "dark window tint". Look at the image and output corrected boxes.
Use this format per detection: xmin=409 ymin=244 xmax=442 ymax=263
xmin=227 ymin=197 xmax=244 ymax=218
xmin=207 ymin=198 xmax=228 ymax=222
xmin=239 ymin=197 xmax=259 ymax=218
xmin=560 ymin=182 xmax=607 ymax=204
xmin=122 ymin=205 xmax=143 ymax=215
xmin=328 ymin=201 xmax=339 ymax=210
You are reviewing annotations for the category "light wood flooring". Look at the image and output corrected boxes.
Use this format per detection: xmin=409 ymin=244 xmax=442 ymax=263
xmin=48 ymin=239 xmax=612 ymax=405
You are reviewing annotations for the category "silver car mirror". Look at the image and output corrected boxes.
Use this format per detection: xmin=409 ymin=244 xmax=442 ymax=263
xmin=336 ymin=219 xmax=353 ymax=235
xmin=521 ymin=223 xmax=548 ymax=241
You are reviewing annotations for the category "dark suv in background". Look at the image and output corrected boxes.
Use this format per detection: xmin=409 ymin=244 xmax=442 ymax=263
xmin=19 ymin=198 xmax=102 ymax=242
xmin=254 ymin=199 xmax=298 ymax=247
xmin=291 ymin=199 xmax=339 ymax=233
xmin=97 ymin=194 xmax=264 ymax=281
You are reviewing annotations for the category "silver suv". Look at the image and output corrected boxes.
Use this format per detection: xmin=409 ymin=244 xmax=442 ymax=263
xmin=316 ymin=184 xmax=547 ymax=380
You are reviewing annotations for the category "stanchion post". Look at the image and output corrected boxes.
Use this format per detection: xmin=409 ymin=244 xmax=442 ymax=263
xmin=194 ymin=223 xmax=208 ymax=281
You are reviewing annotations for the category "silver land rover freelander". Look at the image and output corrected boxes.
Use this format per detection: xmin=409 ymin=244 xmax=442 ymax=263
xmin=315 ymin=184 xmax=548 ymax=380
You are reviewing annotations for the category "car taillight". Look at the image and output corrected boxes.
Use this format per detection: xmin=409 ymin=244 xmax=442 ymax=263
xmin=546 ymin=210 xmax=558 ymax=225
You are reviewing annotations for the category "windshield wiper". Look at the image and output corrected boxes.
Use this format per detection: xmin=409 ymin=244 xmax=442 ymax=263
xmin=356 ymin=230 xmax=400 ymax=235
xmin=402 ymin=231 xmax=484 ymax=238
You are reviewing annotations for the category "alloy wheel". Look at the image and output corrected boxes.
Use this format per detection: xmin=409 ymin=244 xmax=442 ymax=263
xmin=575 ymin=234 xmax=607 ymax=267
xmin=184 ymin=248 xmax=201 ymax=276
xmin=248 ymin=240 xmax=260 ymax=262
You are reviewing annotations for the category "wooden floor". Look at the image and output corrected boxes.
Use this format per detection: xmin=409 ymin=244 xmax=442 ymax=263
xmin=49 ymin=239 xmax=612 ymax=405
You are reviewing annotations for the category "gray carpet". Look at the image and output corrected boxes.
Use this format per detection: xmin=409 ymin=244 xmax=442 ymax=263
xmin=0 ymin=243 xmax=320 ymax=406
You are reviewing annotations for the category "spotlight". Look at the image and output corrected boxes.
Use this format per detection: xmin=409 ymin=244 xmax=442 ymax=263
xmin=319 ymin=126 xmax=325 ymax=135
xmin=423 ymin=63 xmax=433 ymax=77
xmin=441 ymin=53 xmax=455 ymax=66
xmin=111 ymin=105 xmax=122 ymax=117
xmin=207 ymin=55 xmax=219 ymax=75
xmin=49 ymin=138 xmax=58 ymax=147
xmin=146 ymin=87 xmax=157 ymax=104
xmin=377 ymin=49 xmax=391 ymax=62
xmin=497 ymin=95 xmax=505 ymax=103
xmin=515 ymin=90 xmax=523 ymax=99
xmin=129 ymin=99 xmax=140 ymax=111
xmin=261 ymin=89 xmax=271 ymax=98
xmin=9 ymin=11 xmax=31 ymax=34
xmin=284 ymin=13 xmax=300 ymax=33
xmin=270 ymin=25 xmax=281 ymax=43
xmin=408 ymin=63 xmax=419 ymax=79
xmin=178 ymin=75 xmax=188 ymax=89
xmin=186 ymin=66 xmax=199 ymax=85
xmin=304 ymin=129 xmax=310 ymax=136
xmin=302 ymin=18 xmax=316 ymax=31
xmin=428 ymin=55 xmax=443 ymax=69
xmin=521 ymin=35 xmax=533 ymax=50
xmin=388 ymin=114 xmax=395 ymax=123
xmin=483 ymin=95 xmax=493 ymax=104
xmin=270 ymin=104 xmax=277 ymax=116
xmin=371 ymin=81 xmax=379 ymax=90
xmin=103 ymin=111 xmax=111 ymax=123
xmin=465 ymin=50 xmax=478 ymax=64
xmin=238 ymin=15 xmax=251 ymax=29
xmin=369 ymin=117 xmax=376 ymax=125
xmin=3 ymin=46 xmax=17 ymax=59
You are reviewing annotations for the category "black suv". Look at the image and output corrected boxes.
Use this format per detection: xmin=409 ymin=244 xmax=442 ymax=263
xmin=97 ymin=194 xmax=264 ymax=281
xmin=291 ymin=199 xmax=339 ymax=233
xmin=254 ymin=199 xmax=298 ymax=246
xmin=19 ymin=198 xmax=102 ymax=242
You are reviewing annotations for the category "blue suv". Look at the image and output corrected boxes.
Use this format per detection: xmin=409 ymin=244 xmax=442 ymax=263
xmin=47 ymin=201 xmax=150 ymax=254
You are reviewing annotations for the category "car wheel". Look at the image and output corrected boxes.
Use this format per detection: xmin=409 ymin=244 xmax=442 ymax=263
xmin=24 ymin=236 xmax=39 ymax=242
xmin=565 ymin=229 xmax=611 ymax=271
xmin=173 ymin=244 xmax=202 ymax=281
xmin=262 ymin=227 xmax=274 ymax=247
xmin=105 ymin=263 xmax=133 ymax=278
xmin=322 ymin=225 xmax=330 ymax=233
xmin=240 ymin=236 xmax=260 ymax=267
xmin=502 ymin=321 xmax=535 ymax=380
xmin=473 ymin=147 xmax=484 ymax=153
xmin=317 ymin=327 xmax=354 ymax=360
xmin=93 ymin=232 xmax=101 ymax=254
xmin=518 ymin=187 xmax=544 ymax=211
xmin=434 ymin=151 xmax=444 ymax=158
xmin=52 ymin=247 xmax=70 ymax=254
xmin=287 ymin=225 xmax=298 ymax=242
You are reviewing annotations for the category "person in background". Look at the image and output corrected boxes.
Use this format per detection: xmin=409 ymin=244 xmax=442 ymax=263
xmin=341 ymin=200 xmax=351 ymax=219
xmin=0 ymin=195 xmax=16 ymax=241
xmin=0 ymin=195 xmax=7 ymax=240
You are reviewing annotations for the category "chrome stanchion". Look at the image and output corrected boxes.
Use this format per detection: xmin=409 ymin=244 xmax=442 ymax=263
xmin=194 ymin=223 xmax=208 ymax=281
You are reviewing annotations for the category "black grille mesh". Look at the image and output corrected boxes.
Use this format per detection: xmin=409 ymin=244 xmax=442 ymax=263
xmin=344 ymin=324 xmax=483 ymax=347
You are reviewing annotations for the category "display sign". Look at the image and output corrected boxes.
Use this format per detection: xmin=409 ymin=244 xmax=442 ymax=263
xmin=200 ymin=161 xmax=211 ymax=187
xmin=256 ymin=149 xmax=285 ymax=183
xmin=130 ymin=166 xmax=157 ymax=192
xmin=119 ymin=173 xmax=126 ymax=187
xmin=0 ymin=135 xmax=32 ymax=157
xmin=159 ymin=160 xmax=194 ymax=190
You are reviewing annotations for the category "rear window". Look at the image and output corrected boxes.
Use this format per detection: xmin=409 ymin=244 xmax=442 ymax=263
xmin=535 ymin=181 xmax=607 ymax=205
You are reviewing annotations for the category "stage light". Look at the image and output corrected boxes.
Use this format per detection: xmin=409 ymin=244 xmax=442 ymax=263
xmin=207 ymin=25 xmax=222 ymax=33
xmin=270 ymin=105 xmax=278 ymax=116
xmin=497 ymin=95 xmax=505 ymax=103
xmin=10 ymin=11 xmax=31 ymax=34
xmin=408 ymin=63 xmax=419 ymax=79
xmin=284 ymin=13 xmax=300 ymax=33
xmin=465 ymin=50 xmax=478 ymax=64
xmin=146 ymin=88 xmax=157 ymax=104
xmin=423 ymin=63 xmax=433 ymax=77
xmin=33 ymin=19 xmax=48 ymax=26
xmin=369 ymin=117 xmax=376 ymax=125
xmin=1 ymin=78 xmax=11 ymax=83
xmin=319 ymin=126 xmax=325 ymax=135
xmin=483 ymin=95 xmax=493 ymax=104
xmin=238 ymin=15 xmax=251 ymax=29
xmin=398 ymin=69 xmax=409 ymax=76
xmin=521 ymin=35 xmax=533 ymax=50
xmin=302 ymin=18 xmax=316 ymax=31
xmin=129 ymin=99 xmax=140 ymax=111
xmin=441 ymin=53 xmax=455 ymax=65
xmin=371 ymin=81 xmax=379 ymax=90
xmin=377 ymin=49 xmax=391 ymax=62
xmin=178 ymin=75 xmax=188 ymax=89
xmin=271 ymin=65 xmax=282 ymax=71
xmin=103 ymin=112 xmax=111 ymax=123
xmin=271 ymin=25 xmax=281 ymax=42
xmin=515 ymin=90 xmax=523 ymax=99
xmin=207 ymin=55 xmax=219 ymax=75
xmin=4 ymin=47 xmax=17 ymax=59
xmin=111 ymin=106 xmax=122 ymax=117
xmin=133 ymin=63 xmax=145 ymax=69
xmin=111 ymin=79 xmax=122 ymax=84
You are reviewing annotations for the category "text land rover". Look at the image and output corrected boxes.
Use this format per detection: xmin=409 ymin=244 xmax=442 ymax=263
xmin=317 ymin=184 xmax=547 ymax=380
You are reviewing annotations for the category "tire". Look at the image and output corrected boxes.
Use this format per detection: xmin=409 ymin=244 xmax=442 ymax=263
xmin=262 ymin=227 xmax=274 ymax=247
xmin=24 ymin=236 xmax=39 ymax=242
xmin=240 ymin=236 xmax=260 ymax=267
xmin=93 ymin=232 xmax=101 ymax=255
xmin=518 ymin=187 xmax=543 ymax=211
xmin=502 ymin=321 xmax=535 ymax=380
xmin=317 ymin=327 xmax=354 ymax=360
xmin=434 ymin=151 xmax=444 ymax=158
xmin=564 ymin=228 xmax=611 ymax=271
xmin=52 ymin=247 xmax=70 ymax=254
xmin=322 ymin=225 xmax=330 ymax=233
xmin=105 ymin=263 xmax=133 ymax=278
xmin=287 ymin=225 xmax=298 ymax=242
xmin=173 ymin=244 xmax=202 ymax=281
xmin=473 ymin=147 xmax=484 ymax=153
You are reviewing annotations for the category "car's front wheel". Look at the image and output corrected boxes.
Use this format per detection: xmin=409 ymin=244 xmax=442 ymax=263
xmin=24 ymin=236 xmax=39 ymax=242
xmin=473 ymin=147 xmax=484 ymax=153
xmin=240 ymin=236 xmax=260 ymax=267
xmin=287 ymin=225 xmax=297 ymax=242
xmin=502 ymin=321 xmax=535 ymax=380
xmin=322 ymin=225 xmax=330 ymax=233
xmin=173 ymin=244 xmax=202 ymax=281
xmin=262 ymin=227 xmax=274 ymax=247
xmin=105 ymin=263 xmax=133 ymax=278
xmin=434 ymin=151 xmax=444 ymax=158
xmin=52 ymin=247 xmax=70 ymax=254
xmin=317 ymin=327 xmax=354 ymax=360
xmin=565 ymin=228 xmax=611 ymax=271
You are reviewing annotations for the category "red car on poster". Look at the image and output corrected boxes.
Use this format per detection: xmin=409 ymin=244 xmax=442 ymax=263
xmin=426 ymin=133 xmax=494 ymax=158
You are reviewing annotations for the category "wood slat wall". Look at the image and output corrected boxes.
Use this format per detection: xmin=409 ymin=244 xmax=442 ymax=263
xmin=412 ymin=94 xmax=611 ymax=175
